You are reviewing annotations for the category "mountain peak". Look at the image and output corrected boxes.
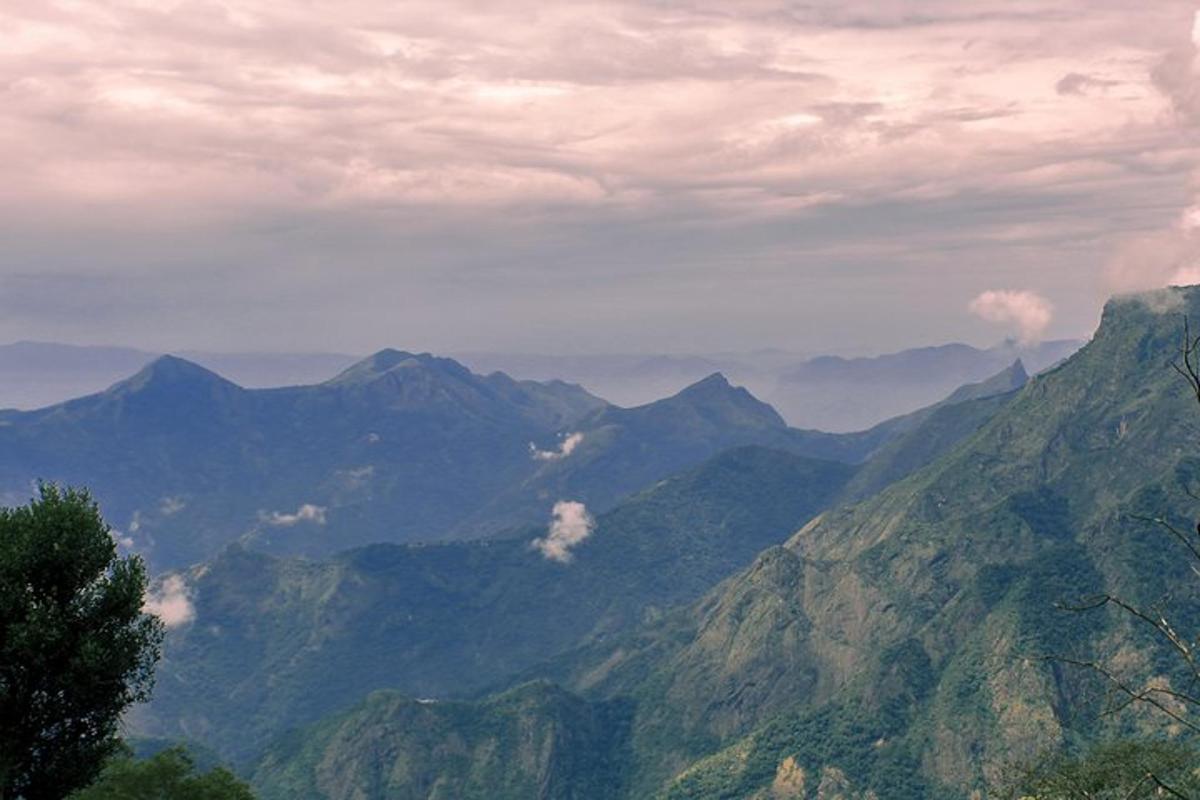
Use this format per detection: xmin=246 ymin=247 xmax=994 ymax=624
xmin=663 ymin=372 xmax=786 ymax=428
xmin=681 ymin=372 xmax=732 ymax=391
xmin=937 ymin=358 xmax=1029 ymax=408
xmin=988 ymin=358 xmax=1028 ymax=391
xmin=117 ymin=355 xmax=239 ymax=393
xmin=328 ymin=349 xmax=469 ymax=386
xmin=365 ymin=348 xmax=420 ymax=370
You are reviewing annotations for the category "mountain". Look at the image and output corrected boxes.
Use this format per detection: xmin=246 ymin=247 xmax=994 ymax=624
xmin=0 ymin=346 xmax=978 ymax=570
xmin=837 ymin=360 xmax=1028 ymax=500
xmin=131 ymin=446 xmax=856 ymax=761
xmin=0 ymin=351 xmax=604 ymax=568
xmin=251 ymin=683 xmax=632 ymax=800
xmin=455 ymin=351 xmax=773 ymax=409
xmin=766 ymin=339 xmax=1080 ymax=431
xmin=0 ymin=341 xmax=359 ymax=410
xmin=0 ymin=340 xmax=1080 ymax=431
xmin=456 ymin=343 xmax=1079 ymax=432
xmin=249 ymin=288 xmax=1200 ymax=799
xmin=544 ymin=289 xmax=1200 ymax=797
xmin=136 ymin=358 xmax=1034 ymax=773
xmin=462 ymin=374 xmax=848 ymax=530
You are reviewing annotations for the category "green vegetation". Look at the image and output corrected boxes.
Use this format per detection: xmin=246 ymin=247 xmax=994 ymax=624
xmin=515 ymin=288 xmax=1200 ymax=798
xmin=0 ymin=486 xmax=163 ymax=799
xmin=1002 ymin=740 xmax=1200 ymax=799
xmin=252 ymin=683 xmax=630 ymax=800
xmin=139 ymin=446 xmax=855 ymax=761
xmin=70 ymin=747 xmax=255 ymax=800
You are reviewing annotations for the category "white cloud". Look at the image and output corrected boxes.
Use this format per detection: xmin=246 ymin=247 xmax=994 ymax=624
xmin=531 ymin=500 xmax=595 ymax=563
xmin=143 ymin=574 xmax=195 ymax=628
xmin=530 ymin=431 xmax=584 ymax=461
xmin=265 ymin=503 xmax=327 ymax=526
xmin=1183 ymin=204 xmax=1200 ymax=231
xmin=1105 ymin=212 xmax=1200 ymax=294
xmin=159 ymin=496 xmax=186 ymax=515
xmin=968 ymin=290 xmax=1054 ymax=343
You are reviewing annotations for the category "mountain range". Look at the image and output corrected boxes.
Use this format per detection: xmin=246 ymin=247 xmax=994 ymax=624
xmin=225 ymin=287 xmax=1200 ymax=799
xmin=0 ymin=345 xmax=1022 ymax=571
xmin=127 ymin=352 xmax=1036 ymax=778
xmin=0 ymin=339 xmax=1080 ymax=432
xmin=13 ymin=291 xmax=1176 ymax=799
xmin=0 ymin=351 xmax=601 ymax=568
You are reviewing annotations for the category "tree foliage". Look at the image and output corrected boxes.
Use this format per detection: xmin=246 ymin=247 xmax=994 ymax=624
xmin=69 ymin=747 xmax=254 ymax=800
xmin=0 ymin=485 xmax=163 ymax=799
xmin=1005 ymin=740 xmax=1200 ymax=799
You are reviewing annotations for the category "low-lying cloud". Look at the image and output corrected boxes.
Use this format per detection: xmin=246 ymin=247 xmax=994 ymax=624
xmin=265 ymin=503 xmax=327 ymax=526
xmin=1097 ymin=10 xmax=1200 ymax=303
xmin=1106 ymin=205 xmax=1200 ymax=294
xmin=968 ymin=290 xmax=1054 ymax=344
xmin=531 ymin=500 xmax=595 ymax=563
xmin=143 ymin=574 xmax=195 ymax=628
xmin=530 ymin=432 xmax=584 ymax=462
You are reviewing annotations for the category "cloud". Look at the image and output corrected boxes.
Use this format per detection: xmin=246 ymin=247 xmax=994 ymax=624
xmin=1151 ymin=9 xmax=1200 ymax=126
xmin=1105 ymin=204 xmax=1200 ymax=294
xmin=142 ymin=574 xmax=195 ymax=628
xmin=1055 ymin=72 xmax=1119 ymax=96
xmin=531 ymin=500 xmax=595 ymax=563
xmin=0 ymin=1 xmax=1197 ymax=355
xmin=335 ymin=465 xmax=375 ymax=489
xmin=968 ymin=290 xmax=1054 ymax=343
xmin=1099 ymin=10 xmax=1200 ymax=299
xmin=264 ymin=503 xmax=327 ymax=526
xmin=530 ymin=431 xmax=584 ymax=461
xmin=159 ymin=496 xmax=186 ymax=515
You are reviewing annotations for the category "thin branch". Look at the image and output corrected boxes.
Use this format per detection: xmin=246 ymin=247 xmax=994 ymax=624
xmin=1048 ymin=655 xmax=1200 ymax=734
xmin=1147 ymin=772 xmax=1193 ymax=800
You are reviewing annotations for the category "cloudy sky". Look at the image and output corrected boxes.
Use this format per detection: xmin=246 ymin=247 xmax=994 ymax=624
xmin=2 ymin=0 xmax=1198 ymax=355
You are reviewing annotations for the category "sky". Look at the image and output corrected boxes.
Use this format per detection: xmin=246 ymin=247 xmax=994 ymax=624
xmin=2 ymin=0 xmax=1199 ymax=356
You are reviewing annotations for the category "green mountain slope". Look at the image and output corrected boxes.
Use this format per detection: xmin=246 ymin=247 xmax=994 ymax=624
xmin=251 ymin=682 xmax=631 ymax=800
xmin=552 ymin=288 xmax=1200 ymax=798
xmin=133 ymin=446 xmax=856 ymax=761
xmin=838 ymin=360 xmax=1028 ymax=501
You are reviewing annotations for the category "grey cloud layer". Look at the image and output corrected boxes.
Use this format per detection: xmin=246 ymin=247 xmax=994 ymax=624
xmin=1 ymin=0 xmax=1197 ymax=352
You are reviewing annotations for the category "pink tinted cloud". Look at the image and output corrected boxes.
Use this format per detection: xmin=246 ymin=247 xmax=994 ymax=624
xmin=0 ymin=0 xmax=1193 ymax=225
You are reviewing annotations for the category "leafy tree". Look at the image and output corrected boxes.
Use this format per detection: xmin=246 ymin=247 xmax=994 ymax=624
xmin=1004 ymin=740 xmax=1200 ymax=799
xmin=0 ymin=485 xmax=164 ymax=800
xmin=69 ymin=747 xmax=254 ymax=800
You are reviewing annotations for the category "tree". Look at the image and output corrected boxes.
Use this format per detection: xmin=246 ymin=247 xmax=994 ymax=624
xmin=1005 ymin=740 xmax=1200 ymax=799
xmin=68 ymin=747 xmax=255 ymax=800
xmin=0 ymin=485 xmax=164 ymax=800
